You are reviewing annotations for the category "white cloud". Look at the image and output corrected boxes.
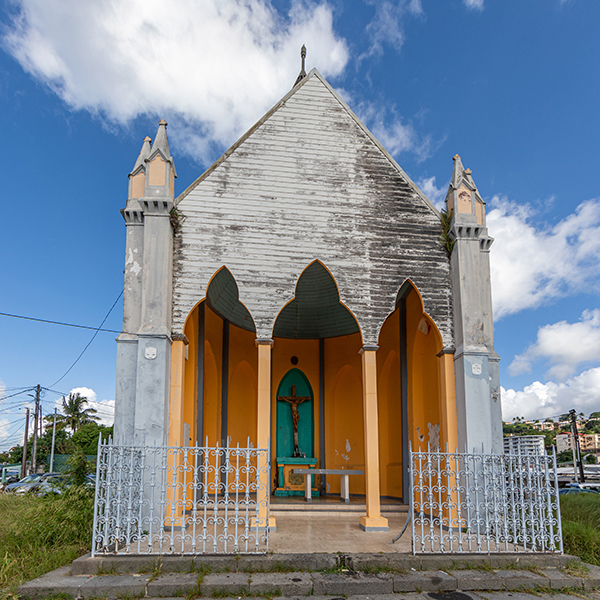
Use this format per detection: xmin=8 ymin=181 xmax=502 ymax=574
xmin=2 ymin=0 xmax=349 ymax=163
xmin=501 ymin=367 xmax=600 ymax=422
xmin=417 ymin=176 xmax=447 ymax=210
xmin=358 ymin=102 xmax=435 ymax=161
xmin=362 ymin=0 xmax=423 ymax=59
xmin=463 ymin=0 xmax=484 ymax=10
xmin=509 ymin=310 xmax=600 ymax=381
xmin=487 ymin=196 xmax=600 ymax=318
xmin=0 ymin=418 xmax=10 ymax=446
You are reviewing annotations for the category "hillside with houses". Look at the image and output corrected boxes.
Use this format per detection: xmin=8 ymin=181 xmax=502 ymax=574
xmin=504 ymin=411 xmax=600 ymax=463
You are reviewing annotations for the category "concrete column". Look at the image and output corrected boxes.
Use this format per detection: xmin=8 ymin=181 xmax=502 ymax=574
xmin=446 ymin=155 xmax=502 ymax=454
xmin=359 ymin=345 xmax=389 ymax=532
xmin=255 ymin=338 xmax=276 ymax=531
xmin=134 ymin=336 xmax=171 ymax=447
xmin=114 ymin=218 xmax=144 ymax=443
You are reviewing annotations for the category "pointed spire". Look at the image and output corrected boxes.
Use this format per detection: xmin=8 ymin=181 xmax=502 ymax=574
xmin=463 ymin=167 xmax=476 ymax=188
xmin=131 ymin=136 xmax=152 ymax=173
xmin=151 ymin=119 xmax=171 ymax=158
xmin=294 ymin=45 xmax=307 ymax=87
xmin=451 ymin=154 xmax=465 ymax=188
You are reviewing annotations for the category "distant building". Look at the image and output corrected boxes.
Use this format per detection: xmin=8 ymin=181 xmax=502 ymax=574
xmin=556 ymin=432 xmax=600 ymax=454
xmin=504 ymin=435 xmax=545 ymax=455
xmin=530 ymin=421 xmax=555 ymax=431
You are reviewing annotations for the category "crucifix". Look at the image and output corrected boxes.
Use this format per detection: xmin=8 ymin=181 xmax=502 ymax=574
xmin=277 ymin=385 xmax=311 ymax=457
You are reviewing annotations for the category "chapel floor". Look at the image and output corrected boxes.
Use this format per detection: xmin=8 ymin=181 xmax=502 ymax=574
xmin=269 ymin=499 xmax=411 ymax=554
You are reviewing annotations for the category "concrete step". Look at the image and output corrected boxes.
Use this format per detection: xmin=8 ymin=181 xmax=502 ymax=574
xmin=271 ymin=503 xmax=407 ymax=513
xmin=18 ymin=561 xmax=600 ymax=599
xmin=69 ymin=551 xmax=574 ymax=576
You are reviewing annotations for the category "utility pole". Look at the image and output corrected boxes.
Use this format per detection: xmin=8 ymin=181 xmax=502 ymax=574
xmin=49 ymin=408 xmax=57 ymax=473
xmin=570 ymin=409 xmax=586 ymax=483
xmin=570 ymin=422 xmax=579 ymax=483
xmin=21 ymin=408 xmax=30 ymax=479
xmin=31 ymin=384 xmax=41 ymax=473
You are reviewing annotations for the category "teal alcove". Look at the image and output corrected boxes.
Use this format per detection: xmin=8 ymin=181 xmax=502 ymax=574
xmin=276 ymin=368 xmax=314 ymax=459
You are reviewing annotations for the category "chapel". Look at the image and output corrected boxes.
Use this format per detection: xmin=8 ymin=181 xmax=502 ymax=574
xmin=113 ymin=57 xmax=502 ymax=532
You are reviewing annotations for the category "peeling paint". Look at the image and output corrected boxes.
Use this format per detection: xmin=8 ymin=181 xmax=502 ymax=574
xmin=130 ymin=261 xmax=142 ymax=276
xmin=428 ymin=422 xmax=440 ymax=451
xmin=171 ymin=74 xmax=453 ymax=346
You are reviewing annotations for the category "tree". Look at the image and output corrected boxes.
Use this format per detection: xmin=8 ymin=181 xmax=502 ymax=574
xmin=557 ymin=450 xmax=573 ymax=463
xmin=590 ymin=412 xmax=600 ymax=419
xmin=584 ymin=419 xmax=600 ymax=432
xmin=71 ymin=423 xmax=113 ymax=455
xmin=44 ymin=393 xmax=100 ymax=434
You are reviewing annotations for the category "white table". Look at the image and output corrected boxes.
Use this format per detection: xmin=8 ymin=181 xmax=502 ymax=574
xmin=292 ymin=468 xmax=364 ymax=502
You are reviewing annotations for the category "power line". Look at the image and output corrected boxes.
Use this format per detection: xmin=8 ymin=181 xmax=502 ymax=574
xmin=49 ymin=291 xmax=123 ymax=388
xmin=0 ymin=388 xmax=36 ymax=401
xmin=0 ymin=311 xmax=121 ymax=334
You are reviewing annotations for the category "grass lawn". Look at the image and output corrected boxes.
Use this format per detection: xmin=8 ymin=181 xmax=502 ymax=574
xmin=0 ymin=486 xmax=598 ymax=598
xmin=0 ymin=487 xmax=93 ymax=599
xmin=560 ymin=493 xmax=600 ymax=566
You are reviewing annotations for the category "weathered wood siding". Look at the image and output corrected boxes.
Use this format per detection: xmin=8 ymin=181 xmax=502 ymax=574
xmin=172 ymin=71 xmax=453 ymax=347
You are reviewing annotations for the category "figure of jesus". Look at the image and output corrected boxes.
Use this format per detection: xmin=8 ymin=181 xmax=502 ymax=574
xmin=277 ymin=385 xmax=311 ymax=457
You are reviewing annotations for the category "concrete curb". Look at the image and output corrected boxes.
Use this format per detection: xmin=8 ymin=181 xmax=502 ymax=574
xmin=311 ymin=572 xmax=394 ymax=595
xmin=394 ymin=570 xmax=457 ymax=592
xmin=17 ymin=562 xmax=599 ymax=599
xmin=70 ymin=551 xmax=576 ymax=575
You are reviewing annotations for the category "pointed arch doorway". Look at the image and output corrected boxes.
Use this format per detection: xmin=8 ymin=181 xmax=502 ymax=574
xmin=272 ymin=261 xmax=364 ymax=499
xmin=274 ymin=368 xmax=316 ymax=496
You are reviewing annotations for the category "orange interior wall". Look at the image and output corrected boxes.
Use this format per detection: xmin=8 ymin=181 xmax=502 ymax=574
xmin=203 ymin=306 xmax=223 ymax=446
xmin=272 ymin=338 xmax=320 ymax=462
xmin=324 ymin=332 xmax=364 ymax=495
xmin=227 ymin=325 xmax=258 ymax=448
xmin=377 ymin=309 xmax=402 ymax=498
xmin=183 ymin=308 xmax=198 ymax=446
xmin=406 ymin=292 xmax=442 ymax=452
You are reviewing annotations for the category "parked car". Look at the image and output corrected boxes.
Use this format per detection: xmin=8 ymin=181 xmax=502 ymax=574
xmin=0 ymin=473 xmax=21 ymax=492
xmin=4 ymin=472 xmax=46 ymax=494
xmin=32 ymin=474 xmax=69 ymax=496
xmin=32 ymin=473 xmax=96 ymax=496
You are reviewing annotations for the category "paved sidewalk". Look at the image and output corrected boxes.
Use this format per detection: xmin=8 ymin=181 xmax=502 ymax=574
xmin=18 ymin=562 xmax=600 ymax=599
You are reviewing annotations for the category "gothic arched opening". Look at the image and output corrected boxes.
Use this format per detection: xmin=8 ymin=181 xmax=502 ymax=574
xmin=271 ymin=261 xmax=364 ymax=498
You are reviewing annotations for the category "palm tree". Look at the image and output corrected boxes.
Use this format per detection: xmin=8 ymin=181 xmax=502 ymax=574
xmin=44 ymin=393 xmax=100 ymax=433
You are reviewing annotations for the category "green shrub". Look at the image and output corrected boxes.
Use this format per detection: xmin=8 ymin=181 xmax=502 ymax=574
xmin=67 ymin=446 xmax=92 ymax=486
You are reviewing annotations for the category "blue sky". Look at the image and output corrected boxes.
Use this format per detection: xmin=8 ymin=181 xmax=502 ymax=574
xmin=1 ymin=0 xmax=600 ymax=451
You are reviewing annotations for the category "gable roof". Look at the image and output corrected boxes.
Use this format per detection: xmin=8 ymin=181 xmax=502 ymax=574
xmin=176 ymin=68 xmax=439 ymax=218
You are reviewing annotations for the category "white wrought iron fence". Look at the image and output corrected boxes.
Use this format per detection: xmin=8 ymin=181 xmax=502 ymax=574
xmin=409 ymin=444 xmax=563 ymax=554
xmin=92 ymin=438 xmax=270 ymax=555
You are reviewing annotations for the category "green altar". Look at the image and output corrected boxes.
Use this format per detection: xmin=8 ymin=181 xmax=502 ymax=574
xmin=274 ymin=368 xmax=320 ymax=497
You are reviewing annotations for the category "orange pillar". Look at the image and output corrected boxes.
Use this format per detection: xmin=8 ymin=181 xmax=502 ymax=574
xmin=167 ymin=337 xmax=186 ymax=525
xmin=438 ymin=349 xmax=458 ymax=453
xmin=255 ymin=338 xmax=276 ymax=530
xmin=359 ymin=346 xmax=389 ymax=531
xmin=168 ymin=338 xmax=187 ymax=446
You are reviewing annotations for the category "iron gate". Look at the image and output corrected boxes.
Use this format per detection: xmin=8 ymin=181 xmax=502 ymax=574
xmin=409 ymin=444 xmax=563 ymax=554
xmin=92 ymin=438 xmax=271 ymax=555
